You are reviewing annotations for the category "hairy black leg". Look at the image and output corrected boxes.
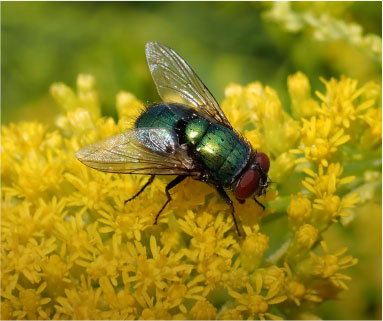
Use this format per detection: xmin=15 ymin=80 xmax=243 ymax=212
xmin=154 ymin=175 xmax=186 ymax=224
xmin=216 ymin=186 xmax=241 ymax=236
xmin=124 ymin=175 xmax=155 ymax=205
xmin=253 ymin=197 xmax=265 ymax=210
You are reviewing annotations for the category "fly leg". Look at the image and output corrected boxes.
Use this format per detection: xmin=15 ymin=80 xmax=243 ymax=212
xmin=124 ymin=175 xmax=155 ymax=205
xmin=253 ymin=197 xmax=265 ymax=210
xmin=154 ymin=175 xmax=186 ymax=224
xmin=216 ymin=186 xmax=241 ymax=236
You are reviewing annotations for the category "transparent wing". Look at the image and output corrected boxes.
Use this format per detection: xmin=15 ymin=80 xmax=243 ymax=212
xmin=146 ymin=41 xmax=232 ymax=128
xmin=75 ymin=128 xmax=198 ymax=176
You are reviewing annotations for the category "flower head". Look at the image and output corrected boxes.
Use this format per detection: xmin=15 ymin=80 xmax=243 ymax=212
xmin=1 ymin=71 xmax=376 ymax=319
xmin=228 ymin=274 xmax=287 ymax=320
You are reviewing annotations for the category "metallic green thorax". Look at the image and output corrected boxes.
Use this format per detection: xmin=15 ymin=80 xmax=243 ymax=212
xmin=135 ymin=104 xmax=251 ymax=185
xmin=185 ymin=118 xmax=250 ymax=184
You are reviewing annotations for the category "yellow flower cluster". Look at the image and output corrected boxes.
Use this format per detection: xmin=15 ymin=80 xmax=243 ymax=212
xmin=1 ymin=72 xmax=380 ymax=319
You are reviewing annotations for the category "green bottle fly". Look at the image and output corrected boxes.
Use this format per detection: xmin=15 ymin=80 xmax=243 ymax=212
xmin=75 ymin=42 xmax=271 ymax=235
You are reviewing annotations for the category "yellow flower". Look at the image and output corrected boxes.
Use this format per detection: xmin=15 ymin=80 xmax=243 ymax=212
xmin=258 ymin=265 xmax=286 ymax=293
xmin=116 ymin=91 xmax=145 ymax=130
xmin=1 ymin=300 xmax=12 ymax=320
xmin=315 ymin=76 xmax=375 ymax=129
xmin=287 ymin=193 xmax=312 ymax=230
xmin=221 ymin=83 xmax=253 ymax=130
xmin=51 ymin=74 xmax=100 ymax=120
xmin=6 ymin=282 xmax=51 ymax=320
xmin=303 ymin=241 xmax=358 ymax=290
xmin=302 ymin=163 xmax=355 ymax=198
xmin=139 ymin=307 xmax=172 ymax=320
xmin=296 ymin=224 xmax=318 ymax=249
xmin=228 ymin=274 xmax=287 ymax=320
xmin=240 ymin=225 xmax=269 ymax=272
xmin=42 ymin=254 xmax=72 ymax=297
xmin=2 ymin=72 xmax=376 ymax=319
xmin=218 ymin=308 xmax=243 ymax=320
xmin=98 ymin=273 xmax=136 ymax=319
xmin=292 ymin=116 xmax=350 ymax=166
xmin=189 ymin=300 xmax=217 ymax=320
xmin=284 ymin=263 xmax=322 ymax=307
xmin=287 ymin=224 xmax=318 ymax=262
xmin=313 ymin=192 xmax=360 ymax=223
xmin=125 ymin=236 xmax=194 ymax=293
xmin=359 ymin=106 xmax=382 ymax=149
xmin=287 ymin=71 xmax=319 ymax=119
xmin=178 ymin=210 xmax=244 ymax=293
xmin=54 ymin=275 xmax=102 ymax=319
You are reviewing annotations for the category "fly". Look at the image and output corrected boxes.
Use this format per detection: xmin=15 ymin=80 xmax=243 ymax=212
xmin=75 ymin=42 xmax=270 ymax=236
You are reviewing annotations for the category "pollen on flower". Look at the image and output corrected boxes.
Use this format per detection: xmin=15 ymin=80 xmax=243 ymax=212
xmin=258 ymin=265 xmax=286 ymax=292
xmin=302 ymin=163 xmax=355 ymax=198
xmin=287 ymin=71 xmax=318 ymax=119
xmin=292 ymin=116 xmax=350 ymax=166
xmin=240 ymin=226 xmax=269 ymax=271
xmin=287 ymin=193 xmax=312 ymax=229
xmin=359 ymin=106 xmax=382 ymax=149
xmin=286 ymin=280 xmax=305 ymax=305
xmin=50 ymin=82 xmax=78 ymax=112
xmin=228 ymin=279 xmax=286 ymax=320
xmin=313 ymin=192 xmax=360 ymax=225
xmin=315 ymin=76 xmax=375 ymax=129
xmin=287 ymin=224 xmax=318 ymax=263
xmin=283 ymin=263 xmax=322 ymax=306
xmin=308 ymin=241 xmax=358 ymax=290
xmin=1 ymin=71 xmax=374 ymax=319
xmin=218 ymin=308 xmax=243 ymax=320
xmin=189 ymin=300 xmax=217 ymax=320
xmin=296 ymin=224 xmax=318 ymax=249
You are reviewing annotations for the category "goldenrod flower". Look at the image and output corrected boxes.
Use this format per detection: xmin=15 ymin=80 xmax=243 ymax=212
xmin=228 ymin=275 xmax=287 ymax=320
xmin=287 ymin=193 xmax=312 ymax=230
xmin=302 ymin=163 xmax=355 ymax=198
xmin=2 ymin=72 xmax=379 ymax=319
xmin=240 ymin=226 xmax=269 ymax=272
xmin=287 ymin=224 xmax=318 ymax=263
xmin=306 ymin=242 xmax=358 ymax=290
xmin=218 ymin=308 xmax=243 ymax=320
xmin=284 ymin=263 xmax=322 ymax=307
xmin=292 ymin=116 xmax=351 ymax=166
xmin=8 ymin=282 xmax=51 ymax=320
xmin=258 ymin=265 xmax=286 ymax=293
xmin=189 ymin=300 xmax=217 ymax=320
xmin=316 ymin=76 xmax=375 ymax=129
xmin=287 ymin=72 xmax=318 ymax=119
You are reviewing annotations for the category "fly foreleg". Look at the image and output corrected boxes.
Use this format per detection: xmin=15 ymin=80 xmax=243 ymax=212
xmin=216 ymin=186 xmax=241 ymax=236
xmin=124 ymin=175 xmax=155 ymax=205
xmin=154 ymin=175 xmax=186 ymax=224
xmin=253 ymin=197 xmax=265 ymax=210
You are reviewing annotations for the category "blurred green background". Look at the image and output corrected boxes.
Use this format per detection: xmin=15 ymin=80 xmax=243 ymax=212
xmin=2 ymin=2 xmax=381 ymax=125
xmin=1 ymin=2 xmax=382 ymax=320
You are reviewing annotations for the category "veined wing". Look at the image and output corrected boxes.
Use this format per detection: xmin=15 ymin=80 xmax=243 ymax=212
xmin=145 ymin=41 xmax=232 ymax=129
xmin=75 ymin=128 xmax=198 ymax=176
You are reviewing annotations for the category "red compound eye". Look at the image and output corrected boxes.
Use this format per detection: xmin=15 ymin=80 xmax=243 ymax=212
xmin=256 ymin=152 xmax=270 ymax=173
xmin=234 ymin=169 xmax=260 ymax=200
